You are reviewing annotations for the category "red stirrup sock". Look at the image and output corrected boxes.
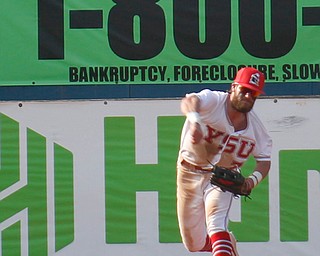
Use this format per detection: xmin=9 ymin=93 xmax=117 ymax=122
xmin=210 ymin=231 xmax=232 ymax=256
xmin=200 ymin=235 xmax=213 ymax=252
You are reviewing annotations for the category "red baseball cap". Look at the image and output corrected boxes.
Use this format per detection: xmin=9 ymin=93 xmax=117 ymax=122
xmin=233 ymin=67 xmax=265 ymax=95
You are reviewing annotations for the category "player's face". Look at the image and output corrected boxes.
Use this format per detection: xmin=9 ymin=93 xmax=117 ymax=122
xmin=230 ymin=84 xmax=259 ymax=113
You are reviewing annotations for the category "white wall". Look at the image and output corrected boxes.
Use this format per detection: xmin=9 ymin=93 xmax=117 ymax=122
xmin=0 ymin=97 xmax=319 ymax=256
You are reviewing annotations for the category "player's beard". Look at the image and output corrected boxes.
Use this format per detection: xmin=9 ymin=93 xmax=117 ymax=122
xmin=230 ymin=95 xmax=255 ymax=113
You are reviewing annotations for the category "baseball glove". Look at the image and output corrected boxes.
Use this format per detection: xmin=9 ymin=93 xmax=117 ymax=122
xmin=210 ymin=166 xmax=251 ymax=197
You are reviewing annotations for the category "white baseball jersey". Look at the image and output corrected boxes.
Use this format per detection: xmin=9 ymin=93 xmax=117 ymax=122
xmin=179 ymin=89 xmax=272 ymax=169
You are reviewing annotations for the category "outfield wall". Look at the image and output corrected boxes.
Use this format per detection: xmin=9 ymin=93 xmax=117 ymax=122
xmin=2 ymin=1 xmax=320 ymax=255
xmin=0 ymin=97 xmax=319 ymax=256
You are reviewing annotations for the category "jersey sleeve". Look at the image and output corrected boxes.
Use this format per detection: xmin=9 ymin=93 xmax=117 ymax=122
xmin=251 ymin=114 xmax=272 ymax=161
xmin=186 ymin=89 xmax=224 ymax=114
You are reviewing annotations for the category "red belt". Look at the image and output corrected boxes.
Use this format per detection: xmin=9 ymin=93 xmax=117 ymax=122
xmin=181 ymin=159 xmax=213 ymax=172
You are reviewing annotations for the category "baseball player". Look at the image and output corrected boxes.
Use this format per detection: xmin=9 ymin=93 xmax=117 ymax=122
xmin=176 ymin=67 xmax=272 ymax=256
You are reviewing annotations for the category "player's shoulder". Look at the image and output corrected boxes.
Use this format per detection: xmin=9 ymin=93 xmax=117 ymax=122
xmin=194 ymin=89 xmax=227 ymax=101
xmin=195 ymin=89 xmax=227 ymax=108
xmin=185 ymin=89 xmax=227 ymax=111
xmin=248 ymin=110 xmax=270 ymax=135
xmin=248 ymin=110 xmax=264 ymax=125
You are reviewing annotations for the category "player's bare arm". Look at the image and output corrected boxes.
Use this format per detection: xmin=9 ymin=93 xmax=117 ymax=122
xmin=255 ymin=160 xmax=271 ymax=179
xmin=181 ymin=94 xmax=200 ymax=114
xmin=181 ymin=95 xmax=204 ymax=144
xmin=244 ymin=160 xmax=271 ymax=193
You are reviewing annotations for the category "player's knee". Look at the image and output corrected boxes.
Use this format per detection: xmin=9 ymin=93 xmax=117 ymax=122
xmin=183 ymin=241 xmax=204 ymax=252
xmin=180 ymin=230 xmax=208 ymax=252
xmin=184 ymin=245 xmax=200 ymax=252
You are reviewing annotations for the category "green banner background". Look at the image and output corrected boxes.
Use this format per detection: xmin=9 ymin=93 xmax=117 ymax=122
xmin=1 ymin=0 xmax=320 ymax=85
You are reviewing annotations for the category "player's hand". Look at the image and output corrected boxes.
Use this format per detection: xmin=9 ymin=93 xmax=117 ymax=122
xmin=190 ymin=123 xmax=203 ymax=144
xmin=241 ymin=178 xmax=254 ymax=195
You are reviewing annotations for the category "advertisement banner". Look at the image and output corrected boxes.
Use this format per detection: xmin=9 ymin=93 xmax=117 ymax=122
xmin=1 ymin=0 xmax=320 ymax=86
xmin=0 ymin=98 xmax=320 ymax=255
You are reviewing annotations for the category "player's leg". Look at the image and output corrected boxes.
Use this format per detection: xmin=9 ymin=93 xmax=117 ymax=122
xmin=229 ymin=232 xmax=240 ymax=256
xmin=176 ymin=166 xmax=212 ymax=252
xmin=210 ymin=231 xmax=233 ymax=256
xmin=204 ymin=186 xmax=236 ymax=255
xmin=208 ymin=231 xmax=239 ymax=256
